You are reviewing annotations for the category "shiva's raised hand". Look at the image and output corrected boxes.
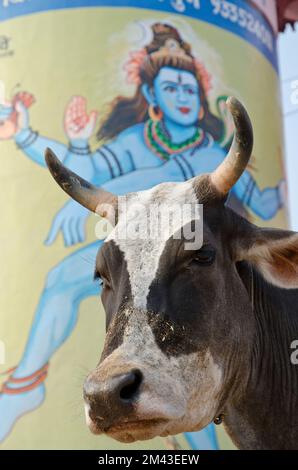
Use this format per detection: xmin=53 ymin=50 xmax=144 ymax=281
xmin=45 ymin=199 xmax=90 ymax=247
xmin=64 ymin=96 xmax=98 ymax=142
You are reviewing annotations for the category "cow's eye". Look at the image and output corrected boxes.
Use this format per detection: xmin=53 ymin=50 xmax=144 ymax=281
xmin=192 ymin=246 xmax=216 ymax=266
xmin=94 ymin=270 xmax=111 ymax=289
xmin=100 ymin=276 xmax=111 ymax=289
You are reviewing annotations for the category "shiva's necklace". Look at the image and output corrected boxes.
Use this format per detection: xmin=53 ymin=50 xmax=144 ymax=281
xmin=144 ymin=119 xmax=205 ymax=161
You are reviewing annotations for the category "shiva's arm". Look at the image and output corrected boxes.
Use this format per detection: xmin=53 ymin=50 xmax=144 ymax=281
xmin=14 ymin=127 xmax=68 ymax=168
xmin=12 ymin=99 xmax=69 ymax=168
xmin=231 ymin=170 xmax=283 ymax=220
xmin=76 ymin=138 xmax=136 ymax=186
xmin=100 ymin=144 xmax=229 ymax=194
xmin=100 ymin=157 xmax=188 ymax=195
xmin=13 ymin=129 xmax=133 ymax=184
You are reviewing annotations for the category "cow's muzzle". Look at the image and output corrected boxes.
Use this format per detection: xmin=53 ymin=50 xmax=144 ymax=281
xmin=83 ymin=363 xmax=174 ymax=442
xmin=83 ymin=368 xmax=143 ymax=431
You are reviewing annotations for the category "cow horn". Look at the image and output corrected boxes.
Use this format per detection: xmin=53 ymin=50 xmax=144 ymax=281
xmin=45 ymin=148 xmax=118 ymax=222
xmin=210 ymin=96 xmax=253 ymax=196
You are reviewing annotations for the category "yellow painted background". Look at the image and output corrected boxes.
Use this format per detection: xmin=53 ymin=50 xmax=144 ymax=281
xmin=0 ymin=7 xmax=286 ymax=449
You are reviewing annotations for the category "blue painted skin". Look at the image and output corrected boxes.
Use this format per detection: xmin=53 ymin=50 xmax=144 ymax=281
xmin=0 ymin=67 xmax=282 ymax=446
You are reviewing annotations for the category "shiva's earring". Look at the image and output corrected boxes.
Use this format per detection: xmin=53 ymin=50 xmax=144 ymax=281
xmin=198 ymin=106 xmax=205 ymax=120
xmin=149 ymin=104 xmax=163 ymax=122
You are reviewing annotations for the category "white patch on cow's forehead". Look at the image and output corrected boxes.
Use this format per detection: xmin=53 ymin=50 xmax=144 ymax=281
xmin=106 ymin=181 xmax=198 ymax=308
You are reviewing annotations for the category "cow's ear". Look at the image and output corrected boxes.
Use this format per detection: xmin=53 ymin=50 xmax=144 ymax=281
xmin=235 ymin=224 xmax=298 ymax=289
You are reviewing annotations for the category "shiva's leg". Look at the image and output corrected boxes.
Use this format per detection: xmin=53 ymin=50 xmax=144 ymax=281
xmin=0 ymin=241 xmax=102 ymax=443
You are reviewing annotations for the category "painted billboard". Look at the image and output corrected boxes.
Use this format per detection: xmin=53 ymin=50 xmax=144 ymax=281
xmin=0 ymin=0 xmax=286 ymax=449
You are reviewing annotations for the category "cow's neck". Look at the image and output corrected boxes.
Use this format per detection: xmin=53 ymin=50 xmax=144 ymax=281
xmin=224 ymin=261 xmax=298 ymax=449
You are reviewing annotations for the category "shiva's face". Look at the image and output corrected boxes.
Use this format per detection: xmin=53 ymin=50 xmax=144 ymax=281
xmin=150 ymin=67 xmax=201 ymax=127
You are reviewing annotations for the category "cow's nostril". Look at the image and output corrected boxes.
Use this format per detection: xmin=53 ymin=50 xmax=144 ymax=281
xmin=119 ymin=369 xmax=143 ymax=402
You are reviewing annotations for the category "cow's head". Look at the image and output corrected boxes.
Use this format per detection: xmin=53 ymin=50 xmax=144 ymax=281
xmin=45 ymin=98 xmax=298 ymax=443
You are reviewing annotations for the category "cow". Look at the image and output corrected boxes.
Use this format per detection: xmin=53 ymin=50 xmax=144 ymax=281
xmin=45 ymin=97 xmax=298 ymax=450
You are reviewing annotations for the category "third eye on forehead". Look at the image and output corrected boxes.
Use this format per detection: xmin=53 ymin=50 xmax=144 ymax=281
xmin=158 ymin=67 xmax=198 ymax=89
